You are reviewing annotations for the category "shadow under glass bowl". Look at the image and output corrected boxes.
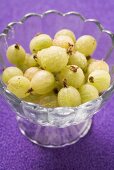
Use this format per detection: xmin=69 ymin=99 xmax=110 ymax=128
xmin=0 ymin=10 xmax=114 ymax=148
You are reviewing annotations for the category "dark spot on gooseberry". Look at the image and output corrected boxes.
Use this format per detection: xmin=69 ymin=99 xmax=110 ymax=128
xmin=33 ymin=54 xmax=37 ymax=59
xmin=99 ymin=92 xmax=103 ymax=96
xmin=53 ymin=88 xmax=58 ymax=94
xmin=63 ymin=79 xmax=68 ymax=88
xmin=86 ymin=56 xmax=91 ymax=60
xmin=70 ymin=65 xmax=78 ymax=72
xmin=26 ymin=88 xmax=33 ymax=94
xmin=33 ymin=54 xmax=38 ymax=62
xmin=89 ymin=76 xmax=94 ymax=83
xmin=67 ymin=43 xmax=74 ymax=55
xmin=15 ymin=43 xmax=20 ymax=50
xmin=33 ymin=49 xmax=36 ymax=53
xmin=39 ymin=66 xmax=44 ymax=70
xmin=68 ymin=43 xmax=74 ymax=47
xmin=2 ymin=67 xmax=5 ymax=72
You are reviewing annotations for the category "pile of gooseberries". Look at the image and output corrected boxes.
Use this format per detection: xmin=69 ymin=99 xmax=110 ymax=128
xmin=1 ymin=29 xmax=111 ymax=107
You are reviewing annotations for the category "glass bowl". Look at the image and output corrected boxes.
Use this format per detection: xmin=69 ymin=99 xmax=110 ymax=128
xmin=0 ymin=10 xmax=114 ymax=148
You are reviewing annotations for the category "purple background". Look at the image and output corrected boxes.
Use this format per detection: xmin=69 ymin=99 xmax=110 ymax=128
xmin=0 ymin=0 xmax=114 ymax=170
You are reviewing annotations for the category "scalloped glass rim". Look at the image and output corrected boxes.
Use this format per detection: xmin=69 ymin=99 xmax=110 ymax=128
xmin=0 ymin=10 xmax=114 ymax=112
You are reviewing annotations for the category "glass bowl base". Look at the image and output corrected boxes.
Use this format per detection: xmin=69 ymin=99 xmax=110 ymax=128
xmin=17 ymin=116 xmax=92 ymax=148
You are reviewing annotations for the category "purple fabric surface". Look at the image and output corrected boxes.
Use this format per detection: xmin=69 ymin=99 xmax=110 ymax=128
xmin=0 ymin=0 xmax=114 ymax=170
